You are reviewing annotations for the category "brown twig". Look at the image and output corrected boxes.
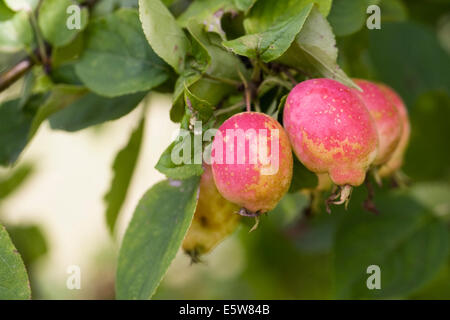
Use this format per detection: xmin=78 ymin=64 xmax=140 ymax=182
xmin=282 ymin=68 xmax=298 ymax=86
xmin=0 ymin=58 xmax=34 ymax=92
xmin=363 ymin=178 xmax=379 ymax=215
xmin=0 ymin=0 xmax=100 ymax=93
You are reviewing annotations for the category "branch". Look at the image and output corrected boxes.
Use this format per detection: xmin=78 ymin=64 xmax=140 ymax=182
xmin=0 ymin=0 xmax=101 ymax=93
xmin=0 ymin=58 xmax=34 ymax=92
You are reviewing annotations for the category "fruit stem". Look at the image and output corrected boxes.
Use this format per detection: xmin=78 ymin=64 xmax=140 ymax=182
xmin=29 ymin=10 xmax=51 ymax=73
xmin=249 ymin=216 xmax=260 ymax=233
xmin=238 ymin=70 xmax=252 ymax=112
xmin=186 ymin=248 xmax=203 ymax=264
xmin=363 ymin=178 xmax=379 ymax=215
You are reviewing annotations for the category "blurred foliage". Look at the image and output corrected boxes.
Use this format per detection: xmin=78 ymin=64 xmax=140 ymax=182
xmin=404 ymin=91 xmax=450 ymax=182
xmin=7 ymin=224 xmax=48 ymax=266
xmin=0 ymin=162 xmax=49 ymax=299
xmin=0 ymin=225 xmax=30 ymax=299
xmin=0 ymin=163 xmax=33 ymax=201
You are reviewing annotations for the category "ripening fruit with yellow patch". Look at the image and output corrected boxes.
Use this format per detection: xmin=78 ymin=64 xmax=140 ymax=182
xmin=211 ymin=112 xmax=293 ymax=214
xmin=283 ymin=78 xmax=379 ymax=207
xmin=182 ymin=164 xmax=240 ymax=260
xmin=352 ymin=79 xmax=403 ymax=166
xmin=377 ymin=83 xmax=411 ymax=178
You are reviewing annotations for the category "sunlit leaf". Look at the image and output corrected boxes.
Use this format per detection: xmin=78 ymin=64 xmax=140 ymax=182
xmin=0 ymin=225 xmax=31 ymax=300
xmin=116 ymin=177 xmax=200 ymax=299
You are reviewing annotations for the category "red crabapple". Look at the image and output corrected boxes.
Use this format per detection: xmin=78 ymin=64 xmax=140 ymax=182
xmin=377 ymin=83 xmax=411 ymax=178
xmin=283 ymin=78 xmax=379 ymax=207
xmin=352 ymin=79 xmax=403 ymax=166
xmin=211 ymin=112 xmax=293 ymax=214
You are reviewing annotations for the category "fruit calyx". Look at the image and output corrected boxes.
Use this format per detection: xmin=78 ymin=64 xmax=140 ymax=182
xmin=326 ymin=184 xmax=352 ymax=213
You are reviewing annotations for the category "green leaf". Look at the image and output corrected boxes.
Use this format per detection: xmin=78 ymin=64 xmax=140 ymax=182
xmin=269 ymin=192 xmax=309 ymax=227
xmin=0 ymin=94 xmax=44 ymax=166
xmin=403 ymin=0 xmax=449 ymax=27
xmin=272 ymin=93 xmax=288 ymax=119
xmin=49 ymin=92 xmax=146 ymax=132
xmin=410 ymin=256 xmax=450 ymax=299
xmin=104 ymin=118 xmax=145 ymax=234
xmin=0 ymin=164 xmax=34 ymax=200
xmin=155 ymin=140 xmax=204 ymax=180
xmin=177 ymin=0 xmax=230 ymax=23
xmin=92 ymin=0 xmax=139 ymax=17
xmin=6 ymin=224 xmax=48 ymax=266
xmin=293 ymin=210 xmax=342 ymax=254
xmin=334 ymin=189 xmax=449 ymax=299
xmin=169 ymin=35 xmax=210 ymax=123
xmin=187 ymin=20 xmax=246 ymax=83
xmin=233 ymin=0 xmax=257 ymax=12
xmin=0 ymin=86 xmax=87 ymax=166
xmin=379 ymin=0 xmax=408 ymax=22
xmin=30 ymin=67 xmax=54 ymax=93
xmin=369 ymin=22 xmax=450 ymax=106
xmin=177 ymin=0 xmax=235 ymax=28
xmin=170 ymin=69 xmax=203 ymax=122
xmin=169 ymin=20 xmax=247 ymax=122
xmin=409 ymin=182 xmax=450 ymax=220
xmin=0 ymin=224 xmax=31 ymax=300
xmin=116 ymin=177 xmax=200 ymax=299
xmin=244 ymin=0 xmax=332 ymax=33
xmin=75 ymin=8 xmax=170 ymax=97
xmin=29 ymin=85 xmax=87 ymax=138
xmin=4 ymin=0 xmax=38 ymax=12
xmin=0 ymin=9 xmax=33 ymax=52
xmin=18 ymin=72 xmax=35 ymax=110
xmin=0 ymin=1 xmax=14 ymax=21
xmin=327 ymin=0 xmax=367 ymax=37
xmin=277 ymin=6 xmax=358 ymax=89
xmin=38 ymin=0 xmax=89 ymax=47
xmin=50 ymin=62 xmax=83 ymax=85
xmin=223 ymin=4 xmax=313 ymax=62
xmin=184 ymin=84 xmax=214 ymax=121
xmin=240 ymin=213 xmax=333 ymax=299
xmin=257 ymin=77 xmax=292 ymax=97
xmin=51 ymin=33 xmax=84 ymax=70
xmin=139 ymin=0 xmax=189 ymax=73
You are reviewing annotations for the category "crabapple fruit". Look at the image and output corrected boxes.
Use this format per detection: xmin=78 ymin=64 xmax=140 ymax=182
xmin=182 ymin=164 xmax=240 ymax=260
xmin=352 ymin=79 xmax=403 ymax=166
xmin=377 ymin=83 xmax=411 ymax=177
xmin=211 ymin=112 xmax=293 ymax=214
xmin=283 ymin=78 xmax=379 ymax=206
